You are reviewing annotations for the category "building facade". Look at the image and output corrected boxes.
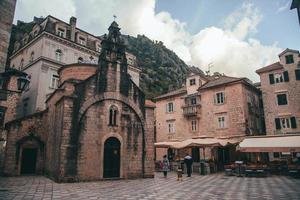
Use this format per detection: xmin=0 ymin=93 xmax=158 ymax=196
xmin=3 ymin=22 xmax=155 ymax=182
xmin=0 ymin=0 xmax=17 ymax=72
xmin=9 ymin=16 xmax=140 ymax=117
xmin=256 ymin=48 xmax=300 ymax=160
xmin=154 ymin=72 xmax=264 ymax=162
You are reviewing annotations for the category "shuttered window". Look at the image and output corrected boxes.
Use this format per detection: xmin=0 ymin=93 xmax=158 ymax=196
xmin=291 ymin=117 xmax=297 ymax=129
xmin=269 ymin=72 xmax=289 ymax=84
xmin=275 ymin=118 xmax=281 ymax=130
xmin=283 ymin=71 xmax=289 ymax=82
xmin=295 ymin=70 xmax=300 ymax=80
xmin=275 ymin=117 xmax=297 ymax=130
xmin=166 ymin=102 xmax=174 ymax=113
xmin=269 ymin=74 xmax=275 ymax=84
xmin=215 ymin=92 xmax=225 ymax=104
xmin=277 ymin=94 xmax=287 ymax=105
xmin=167 ymin=122 xmax=175 ymax=133
xmin=285 ymin=55 xmax=294 ymax=64
xmin=191 ymin=120 xmax=197 ymax=132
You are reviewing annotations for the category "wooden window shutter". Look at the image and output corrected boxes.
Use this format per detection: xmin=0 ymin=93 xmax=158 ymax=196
xmin=295 ymin=70 xmax=300 ymax=80
xmin=275 ymin=118 xmax=281 ymax=130
xmin=283 ymin=71 xmax=289 ymax=82
xmin=291 ymin=117 xmax=297 ymax=129
xmin=269 ymin=74 xmax=275 ymax=84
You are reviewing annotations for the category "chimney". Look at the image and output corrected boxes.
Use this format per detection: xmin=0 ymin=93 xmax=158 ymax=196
xmin=69 ymin=16 xmax=77 ymax=41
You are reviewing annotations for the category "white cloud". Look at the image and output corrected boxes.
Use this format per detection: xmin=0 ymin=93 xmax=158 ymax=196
xmin=224 ymin=3 xmax=262 ymax=40
xmin=14 ymin=1 xmax=281 ymax=81
xmin=189 ymin=27 xmax=280 ymax=80
xmin=14 ymin=0 xmax=76 ymax=23
xmin=189 ymin=3 xmax=281 ymax=81
xmin=277 ymin=1 xmax=290 ymax=13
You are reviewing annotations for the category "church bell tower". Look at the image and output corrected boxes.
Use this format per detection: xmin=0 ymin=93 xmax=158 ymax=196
xmin=97 ymin=21 xmax=131 ymax=96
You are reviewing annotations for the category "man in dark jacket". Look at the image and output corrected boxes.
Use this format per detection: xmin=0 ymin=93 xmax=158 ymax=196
xmin=184 ymin=154 xmax=193 ymax=177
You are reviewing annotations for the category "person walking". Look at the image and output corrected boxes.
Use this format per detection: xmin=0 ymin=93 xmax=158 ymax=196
xmin=162 ymin=155 xmax=170 ymax=178
xmin=184 ymin=154 xmax=193 ymax=177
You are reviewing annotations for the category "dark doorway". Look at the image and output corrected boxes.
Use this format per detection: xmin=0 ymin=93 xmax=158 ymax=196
xmin=192 ymin=147 xmax=200 ymax=162
xmin=103 ymin=137 xmax=120 ymax=178
xmin=21 ymin=148 xmax=37 ymax=174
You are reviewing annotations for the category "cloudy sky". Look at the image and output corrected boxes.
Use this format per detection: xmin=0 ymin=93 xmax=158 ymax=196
xmin=14 ymin=0 xmax=300 ymax=81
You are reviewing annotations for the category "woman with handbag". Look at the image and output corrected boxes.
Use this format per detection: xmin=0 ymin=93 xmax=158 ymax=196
xmin=162 ymin=155 xmax=170 ymax=178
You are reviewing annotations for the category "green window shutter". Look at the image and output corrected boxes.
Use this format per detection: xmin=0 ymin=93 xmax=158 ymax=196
xmin=283 ymin=71 xmax=289 ymax=82
xmin=295 ymin=70 xmax=300 ymax=80
xmin=277 ymin=94 xmax=287 ymax=105
xmin=291 ymin=117 xmax=297 ymax=129
xmin=275 ymin=118 xmax=281 ymax=130
xmin=269 ymin=74 xmax=275 ymax=84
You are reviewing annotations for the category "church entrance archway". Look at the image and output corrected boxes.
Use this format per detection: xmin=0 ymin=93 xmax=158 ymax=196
xmin=103 ymin=137 xmax=120 ymax=178
xmin=21 ymin=148 xmax=38 ymax=174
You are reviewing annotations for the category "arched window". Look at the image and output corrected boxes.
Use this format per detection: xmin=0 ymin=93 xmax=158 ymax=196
xmin=109 ymin=105 xmax=118 ymax=126
xmin=30 ymin=51 xmax=34 ymax=62
xmin=20 ymin=58 xmax=24 ymax=70
xmin=55 ymin=49 xmax=62 ymax=62
xmin=78 ymin=57 xmax=83 ymax=63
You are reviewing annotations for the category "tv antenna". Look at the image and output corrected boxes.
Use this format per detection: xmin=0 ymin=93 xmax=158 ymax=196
xmin=205 ymin=62 xmax=213 ymax=76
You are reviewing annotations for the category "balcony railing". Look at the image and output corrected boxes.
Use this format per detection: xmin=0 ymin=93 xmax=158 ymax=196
xmin=182 ymin=104 xmax=200 ymax=116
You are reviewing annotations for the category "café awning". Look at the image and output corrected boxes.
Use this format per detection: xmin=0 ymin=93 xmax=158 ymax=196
xmin=238 ymin=135 xmax=300 ymax=152
xmin=154 ymin=141 xmax=180 ymax=148
xmin=172 ymin=138 xmax=225 ymax=149
xmin=155 ymin=137 xmax=241 ymax=149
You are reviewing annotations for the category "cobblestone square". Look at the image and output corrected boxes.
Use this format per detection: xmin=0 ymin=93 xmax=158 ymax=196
xmin=0 ymin=172 xmax=299 ymax=200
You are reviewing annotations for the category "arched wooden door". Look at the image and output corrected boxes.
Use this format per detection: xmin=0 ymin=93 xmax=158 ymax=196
xmin=21 ymin=148 xmax=38 ymax=174
xmin=103 ymin=137 xmax=120 ymax=178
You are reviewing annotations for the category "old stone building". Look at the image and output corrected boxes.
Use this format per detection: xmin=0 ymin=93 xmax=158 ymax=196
xmin=9 ymin=15 xmax=140 ymax=117
xmin=3 ymin=21 xmax=155 ymax=182
xmin=0 ymin=0 xmax=16 ymax=72
xmin=154 ymin=71 xmax=264 ymax=163
xmin=256 ymin=48 xmax=300 ymax=160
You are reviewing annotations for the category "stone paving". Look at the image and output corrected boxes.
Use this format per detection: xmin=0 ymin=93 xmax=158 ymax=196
xmin=0 ymin=172 xmax=299 ymax=200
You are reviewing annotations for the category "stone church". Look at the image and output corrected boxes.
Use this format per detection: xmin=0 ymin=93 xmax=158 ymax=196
xmin=3 ymin=21 xmax=155 ymax=182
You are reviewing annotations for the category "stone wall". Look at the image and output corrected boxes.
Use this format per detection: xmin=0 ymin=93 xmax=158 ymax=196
xmin=3 ymin=111 xmax=48 ymax=175
xmin=143 ymin=104 xmax=155 ymax=177
xmin=0 ymin=0 xmax=16 ymax=72
xmin=59 ymin=64 xmax=97 ymax=84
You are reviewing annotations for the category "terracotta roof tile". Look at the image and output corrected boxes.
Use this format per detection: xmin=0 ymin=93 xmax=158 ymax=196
xmin=199 ymin=76 xmax=244 ymax=90
xmin=145 ymin=100 xmax=156 ymax=107
xmin=256 ymin=62 xmax=283 ymax=74
xmin=153 ymin=87 xmax=186 ymax=100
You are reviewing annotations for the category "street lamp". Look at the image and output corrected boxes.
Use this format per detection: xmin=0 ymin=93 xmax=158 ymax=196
xmin=0 ymin=68 xmax=30 ymax=94
xmin=0 ymin=68 xmax=30 ymax=129
xmin=16 ymin=76 xmax=30 ymax=92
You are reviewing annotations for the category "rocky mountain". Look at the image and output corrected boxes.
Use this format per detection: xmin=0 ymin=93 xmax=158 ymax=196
xmin=123 ymin=34 xmax=204 ymax=98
